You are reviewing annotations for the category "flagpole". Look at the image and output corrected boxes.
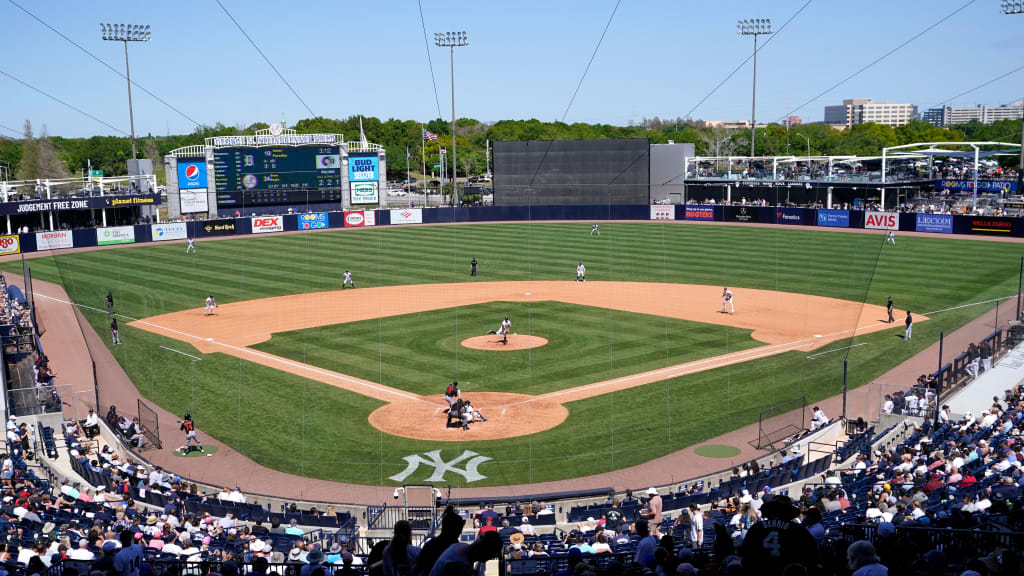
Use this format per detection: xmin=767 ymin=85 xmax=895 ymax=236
xmin=421 ymin=125 xmax=427 ymax=205
xmin=406 ymin=146 xmax=411 ymax=204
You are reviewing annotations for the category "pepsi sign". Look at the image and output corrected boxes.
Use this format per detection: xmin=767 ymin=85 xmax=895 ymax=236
xmin=176 ymin=160 xmax=208 ymax=190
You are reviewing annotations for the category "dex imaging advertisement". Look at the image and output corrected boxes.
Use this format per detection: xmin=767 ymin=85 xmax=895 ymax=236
xmin=177 ymin=160 xmax=208 ymax=190
xmin=348 ymin=153 xmax=379 ymax=182
xmin=251 ymin=216 xmax=284 ymax=234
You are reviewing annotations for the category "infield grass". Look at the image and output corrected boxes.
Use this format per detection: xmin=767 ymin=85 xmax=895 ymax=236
xmin=8 ymin=222 xmax=1024 ymax=486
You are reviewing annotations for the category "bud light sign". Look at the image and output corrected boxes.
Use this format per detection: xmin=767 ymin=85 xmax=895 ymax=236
xmin=176 ymin=160 xmax=208 ymax=190
xmin=816 ymin=209 xmax=849 ymax=228
xmin=915 ymin=213 xmax=953 ymax=234
xmin=348 ymin=153 xmax=378 ymax=182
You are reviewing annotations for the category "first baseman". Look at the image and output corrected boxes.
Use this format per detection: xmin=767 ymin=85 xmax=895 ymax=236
xmin=576 ymin=262 xmax=586 ymax=282
xmin=204 ymin=295 xmax=217 ymax=316
xmin=342 ymin=270 xmax=355 ymax=289
xmin=721 ymin=287 xmax=734 ymax=314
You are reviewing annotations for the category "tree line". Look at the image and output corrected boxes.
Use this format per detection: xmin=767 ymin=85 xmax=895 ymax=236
xmin=0 ymin=115 xmax=1019 ymax=183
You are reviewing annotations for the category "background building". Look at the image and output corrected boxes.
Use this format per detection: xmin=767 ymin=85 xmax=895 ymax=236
xmin=824 ymin=98 xmax=918 ymax=129
xmin=922 ymin=101 xmax=1024 ymax=127
xmin=781 ymin=116 xmax=802 ymax=128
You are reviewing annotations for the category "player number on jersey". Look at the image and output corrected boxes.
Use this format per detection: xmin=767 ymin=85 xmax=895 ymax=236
xmin=762 ymin=531 xmax=781 ymax=558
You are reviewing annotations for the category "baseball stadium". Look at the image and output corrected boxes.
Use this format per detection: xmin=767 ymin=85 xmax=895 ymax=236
xmin=4 ymin=2 xmax=1024 ymax=575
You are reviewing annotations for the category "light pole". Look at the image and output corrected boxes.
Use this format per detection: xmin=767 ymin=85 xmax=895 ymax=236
xmin=101 ymin=23 xmax=150 ymax=161
xmin=737 ymin=18 xmax=772 ymax=158
xmin=1002 ymin=3 xmax=1023 ymax=193
xmin=794 ymin=133 xmax=810 ymax=176
xmin=435 ymin=31 xmax=468 ymax=206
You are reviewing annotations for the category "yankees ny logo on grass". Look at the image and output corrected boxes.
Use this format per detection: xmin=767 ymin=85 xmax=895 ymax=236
xmin=390 ymin=450 xmax=493 ymax=483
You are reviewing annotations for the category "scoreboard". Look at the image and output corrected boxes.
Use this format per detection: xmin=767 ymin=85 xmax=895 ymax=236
xmin=214 ymin=146 xmax=341 ymax=192
xmin=215 ymin=189 xmax=345 ymax=207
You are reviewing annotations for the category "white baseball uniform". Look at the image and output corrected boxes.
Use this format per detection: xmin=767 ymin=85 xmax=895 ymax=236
xmin=721 ymin=290 xmax=734 ymax=313
xmin=204 ymin=296 xmax=216 ymax=316
xmin=591 ymin=224 xmax=600 ymax=236
xmin=886 ymin=231 xmax=895 ymax=245
xmin=577 ymin=264 xmax=586 ymax=281
xmin=343 ymin=271 xmax=354 ymax=288
xmin=498 ymin=318 xmax=511 ymax=335
xmin=186 ymin=238 xmax=196 ymax=253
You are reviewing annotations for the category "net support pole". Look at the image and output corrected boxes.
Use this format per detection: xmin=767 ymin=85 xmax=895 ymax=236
xmin=1017 ymin=256 xmax=1023 ymax=321
xmin=936 ymin=331 xmax=944 ymax=426
xmin=841 ymin=358 xmax=847 ymax=422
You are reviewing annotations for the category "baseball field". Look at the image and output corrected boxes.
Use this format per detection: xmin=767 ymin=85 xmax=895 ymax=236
xmin=7 ymin=222 xmax=1021 ymax=487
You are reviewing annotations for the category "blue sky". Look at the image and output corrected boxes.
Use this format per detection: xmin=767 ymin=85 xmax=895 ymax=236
xmin=2 ymin=0 xmax=1022 ymax=138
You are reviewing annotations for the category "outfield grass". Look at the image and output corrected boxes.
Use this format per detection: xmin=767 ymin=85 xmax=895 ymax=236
xmin=8 ymin=222 xmax=1024 ymax=486
xmin=251 ymin=301 xmax=760 ymax=396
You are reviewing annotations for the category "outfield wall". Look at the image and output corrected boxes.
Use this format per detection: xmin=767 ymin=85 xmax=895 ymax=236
xmin=7 ymin=205 xmax=1022 ymax=254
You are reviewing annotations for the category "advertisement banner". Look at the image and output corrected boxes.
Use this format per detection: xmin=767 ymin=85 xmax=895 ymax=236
xmin=650 ymin=205 xmax=675 ymax=220
xmin=201 ymin=219 xmax=236 ymax=237
xmin=935 ymin=179 xmax=1018 ymax=194
xmin=915 ymin=213 xmax=953 ymax=234
xmin=251 ymin=216 xmax=284 ymax=234
xmin=864 ymin=211 xmax=899 ymax=230
xmin=344 ymin=211 xmax=366 ymax=227
xmin=176 ymin=160 xmax=208 ymax=190
xmin=36 ymin=230 xmax=73 ymax=250
xmin=0 ymin=235 xmax=20 ymax=255
xmin=816 ymin=209 xmax=849 ymax=227
xmin=725 ymin=205 xmax=760 ymax=223
xmin=179 ymin=188 xmax=209 ymax=214
xmin=0 ymin=194 xmax=160 ymax=216
xmin=390 ymin=208 xmax=423 ymax=225
xmin=151 ymin=222 xmax=188 ymax=241
xmin=97 ymin=226 xmax=136 ymax=246
xmin=348 ymin=152 xmax=379 ymax=182
xmin=298 ymin=212 xmax=329 ymax=230
xmin=775 ymin=207 xmax=804 ymax=225
xmin=351 ymin=181 xmax=379 ymax=204
xmin=684 ymin=205 xmax=715 ymax=221
xmin=970 ymin=217 xmax=1014 ymax=236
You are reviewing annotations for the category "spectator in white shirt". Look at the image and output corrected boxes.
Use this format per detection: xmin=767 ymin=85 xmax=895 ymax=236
xmin=67 ymin=539 xmax=95 ymax=561
xmin=84 ymin=409 xmax=101 ymax=438
xmin=882 ymin=395 xmax=894 ymax=415
xmin=519 ymin=517 xmax=535 ymax=536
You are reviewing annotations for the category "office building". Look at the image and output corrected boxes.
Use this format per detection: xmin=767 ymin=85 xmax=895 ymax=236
xmin=824 ymin=98 xmax=918 ymax=129
xmin=781 ymin=116 xmax=802 ymax=128
xmin=922 ymin=101 xmax=1024 ymax=127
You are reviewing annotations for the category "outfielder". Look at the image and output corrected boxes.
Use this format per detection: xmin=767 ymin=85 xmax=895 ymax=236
xmin=721 ymin=287 xmax=734 ymax=314
xmin=886 ymin=231 xmax=895 ymax=245
xmin=576 ymin=262 xmax=586 ymax=282
xmin=204 ymin=295 xmax=217 ymax=316
xmin=179 ymin=413 xmax=204 ymax=454
xmin=186 ymin=238 xmax=196 ymax=254
xmin=342 ymin=270 xmax=355 ymax=289
xmin=591 ymin=224 xmax=600 ymax=236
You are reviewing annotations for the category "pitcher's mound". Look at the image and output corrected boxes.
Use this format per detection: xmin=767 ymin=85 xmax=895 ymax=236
xmin=461 ymin=334 xmax=548 ymax=351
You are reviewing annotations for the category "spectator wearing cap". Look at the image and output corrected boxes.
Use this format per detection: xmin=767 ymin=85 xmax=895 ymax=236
xmin=301 ymin=547 xmax=327 ymax=576
xmin=687 ymin=503 xmax=704 ymax=548
xmin=518 ymin=516 xmax=535 ymax=536
xmin=848 ymin=540 xmax=887 ymax=576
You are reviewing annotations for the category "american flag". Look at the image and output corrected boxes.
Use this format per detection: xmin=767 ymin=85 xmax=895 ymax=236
xmin=422 ymin=128 xmax=438 ymax=141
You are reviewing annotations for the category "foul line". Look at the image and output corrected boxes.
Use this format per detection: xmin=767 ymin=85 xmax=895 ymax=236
xmin=159 ymin=346 xmax=201 ymax=361
xmin=34 ymin=292 xmax=438 ymax=407
xmin=806 ymin=342 xmax=868 ymax=360
xmin=921 ymin=294 xmax=1017 ymax=317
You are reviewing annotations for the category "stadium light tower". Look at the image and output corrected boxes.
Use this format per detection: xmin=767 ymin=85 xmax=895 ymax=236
xmin=737 ymin=18 xmax=771 ymax=158
xmin=434 ymin=31 xmax=468 ymax=206
xmin=1002 ymin=3 xmax=1024 ymax=193
xmin=101 ymin=23 xmax=151 ymax=160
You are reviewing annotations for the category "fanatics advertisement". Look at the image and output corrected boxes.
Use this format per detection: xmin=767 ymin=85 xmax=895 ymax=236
xmin=816 ymin=209 xmax=849 ymax=227
xmin=864 ymin=211 xmax=899 ymax=230
xmin=150 ymin=222 xmax=188 ymax=241
xmin=251 ymin=216 xmax=284 ymax=234
xmin=775 ymin=207 xmax=803 ymax=225
xmin=298 ymin=212 xmax=329 ymax=229
xmin=35 ymin=230 xmax=73 ymax=250
xmin=915 ymin=214 xmax=953 ymax=234
xmin=684 ymin=205 xmax=714 ymax=221
xmin=0 ymin=235 xmax=20 ymax=255
xmin=344 ymin=211 xmax=377 ymax=227
xmin=650 ymin=205 xmax=674 ymax=220
xmin=201 ymin=219 xmax=237 ymax=236
xmin=725 ymin=205 xmax=760 ymax=223
xmin=97 ymin=226 xmax=136 ymax=246
xmin=390 ymin=208 xmax=423 ymax=225
xmin=179 ymin=188 xmax=209 ymax=214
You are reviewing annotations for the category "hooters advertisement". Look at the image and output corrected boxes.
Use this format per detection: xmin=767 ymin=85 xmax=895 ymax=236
xmin=344 ymin=211 xmax=376 ymax=227
xmin=251 ymin=215 xmax=284 ymax=234
xmin=0 ymin=235 xmax=20 ymax=255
